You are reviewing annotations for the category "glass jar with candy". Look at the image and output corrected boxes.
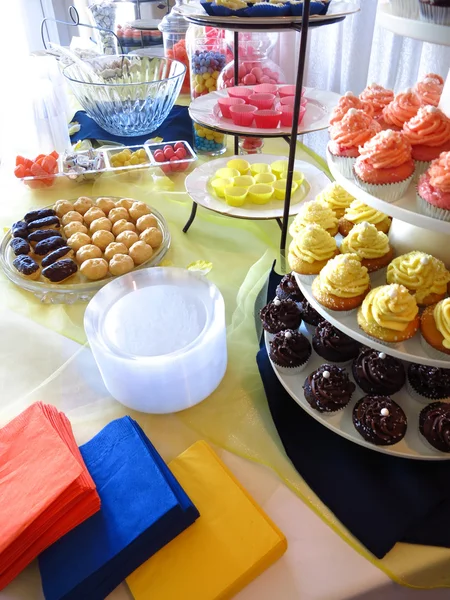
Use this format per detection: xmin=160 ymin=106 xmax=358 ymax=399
xmin=186 ymin=25 xmax=228 ymax=100
xmin=158 ymin=1 xmax=190 ymax=95
xmin=192 ymin=123 xmax=226 ymax=156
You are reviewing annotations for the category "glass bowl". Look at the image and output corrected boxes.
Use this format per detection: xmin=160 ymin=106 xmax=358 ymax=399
xmin=0 ymin=198 xmax=171 ymax=304
xmin=63 ymin=55 xmax=186 ymax=137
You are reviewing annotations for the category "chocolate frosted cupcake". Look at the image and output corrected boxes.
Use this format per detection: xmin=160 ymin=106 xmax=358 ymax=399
xmin=353 ymin=395 xmax=407 ymax=445
xmin=352 ymin=347 xmax=405 ymax=395
xmin=303 ymin=364 xmax=355 ymax=413
xmin=269 ymin=329 xmax=311 ymax=373
xmin=260 ymin=298 xmax=301 ymax=335
xmin=312 ymin=321 xmax=361 ymax=364
xmin=276 ymin=273 xmax=304 ymax=303
xmin=419 ymin=402 xmax=450 ymax=452
xmin=298 ymin=298 xmax=325 ymax=335
xmin=407 ymin=363 xmax=450 ymax=404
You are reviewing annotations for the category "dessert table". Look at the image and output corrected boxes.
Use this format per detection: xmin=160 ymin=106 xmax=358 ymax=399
xmin=1 ymin=131 xmax=450 ymax=599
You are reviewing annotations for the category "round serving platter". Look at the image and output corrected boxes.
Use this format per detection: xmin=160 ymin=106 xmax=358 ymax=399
xmin=185 ymin=154 xmax=331 ymax=220
xmin=0 ymin=197 xmax=170 ymax=304
xmin=265 ymin=328 xmax=450 ymax=460
xmin=189 ymin=88 xmax=340 ymax=137
xmin=376 ymin=3 xmax=450 ymax=46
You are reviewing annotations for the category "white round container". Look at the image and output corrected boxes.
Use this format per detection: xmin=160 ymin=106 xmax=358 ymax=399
xmin=84 ymin=267 xmax=227 ymax=413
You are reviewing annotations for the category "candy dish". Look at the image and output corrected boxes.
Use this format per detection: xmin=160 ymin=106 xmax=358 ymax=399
xmin=0 ymin=198 xmax=170 ymax=304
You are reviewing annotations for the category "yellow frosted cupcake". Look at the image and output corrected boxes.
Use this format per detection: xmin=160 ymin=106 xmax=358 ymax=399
xmin=357 ymin=284 xmax=419 ymax=343
xmin=289 ymin=201 xmax=338 ymax=238
xmin=338 ymin=200 xmax=391 ymax=237
xmin=288 ymin=224 xmax=339 ymax=283
xmin=316 ymin=182 xmax=355 ymax=219
xmin=421 ymin=298 xmax=450 ymax=358
xmin=386 ymin=251 xmax=450 ymax=306
xmin=312 ymin=253 xmax=370 ymax=312
xmin=340 ymin=222 xmax=394 ymax=272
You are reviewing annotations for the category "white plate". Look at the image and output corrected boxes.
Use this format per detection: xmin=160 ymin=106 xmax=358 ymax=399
xmin=377 ymin=4 xmax=450 ymax=47
xmin=265 ymin=328 xmax=450 ymax=460
xmin=185 ymin=154 xmax=331 ymax=220
xmin=189 ymin=87 xmax=340 ymax=137
xmin=327 ymin=149 xmax=450 ymax=235
xmin=295 ymin=270 xmax=450 ymax=368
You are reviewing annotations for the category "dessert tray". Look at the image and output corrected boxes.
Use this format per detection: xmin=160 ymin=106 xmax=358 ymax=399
xmin=295 ymin=270 xmax=450 ymax=369
xmin=265 ymin=327 xmax=450 ymax=460
xmin=190 ymin=88 xmax=340 ymax=137
xmin=0 ymin=197 xmax=170 ymax=304
xmin=185 ymin=154 xmax=331 ymax=219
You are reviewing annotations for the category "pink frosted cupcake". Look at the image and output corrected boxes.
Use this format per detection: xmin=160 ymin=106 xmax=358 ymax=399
xmin=328 ymin=108 xmax=381 ymax=178
xmin=403 ymin=106 xmax=450 ymax=176
xmin=381 ymin=89 xmax=421 ymax=130
xmin=359 ymin=83 xmax=394 ymax=121
xmin=415 ymin=73 xmax=444 ymax=107
xmin=354 ymin=130 xmax=415 ymax=202
xmin=417 ymin=152 xmax=450 ymax=221
xmin=329 ymin=92 xmax=374 ymax=125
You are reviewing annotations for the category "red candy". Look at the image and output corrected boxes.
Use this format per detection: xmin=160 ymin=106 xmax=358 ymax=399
xmin=152 ymin=143 xmax=191 ymax=174
xmin=174 ymin=142 xmax=185 ymax=151
xmin=14 ymin=151 xmax=59 ymax=188
xmin=175 ymin=148 xmax=187 ymax=159
xmin=164 ymin=148 xmax=175 ymax=159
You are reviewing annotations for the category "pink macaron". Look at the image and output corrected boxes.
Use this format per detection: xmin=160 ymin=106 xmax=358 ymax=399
xmin=218 ymin=97 xmax=245 ymax=119
xmin=229 ymin=104 xmax=257 ymax=127
xmin=254 ymin=109 xmax=282 ymax=129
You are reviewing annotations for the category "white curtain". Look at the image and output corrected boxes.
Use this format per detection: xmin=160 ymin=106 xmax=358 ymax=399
xmin=275 ymin=2 xmax=450 ymax=157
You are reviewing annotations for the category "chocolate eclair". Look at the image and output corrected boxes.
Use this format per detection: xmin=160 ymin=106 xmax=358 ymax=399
xmin=24 ymin=208 xmax=56 ymax=223
xmin=13 ymin=255 xmax=40 ymax=280
xmin=28 ymin=229 xmax=62 ymax=247
xmin=260 ymin=298 xmax=301 ymax=335
xmin=34 ymin=235 xmax=66 ymax=256
xmin=42 ymin=259 xmax=78 ymax=283
xmin=353 ymin=395 xmax=407 ymax=446
xmin=352 ymin=347 xmax=405 ymax=395
xmin=42 ymin=246 xmax=74 ymax=269
xmin=11 ymin=221 xmax=28 ymax=239
xmin=27 ymin=216 xmax=60 ymax=232
xmin=10 ymin=238 xmax=30 ymax=256
xmin=303 ymin=364 xmax=355 ymax=413
xmin=419 ymin=402 xmax=450 ymax=453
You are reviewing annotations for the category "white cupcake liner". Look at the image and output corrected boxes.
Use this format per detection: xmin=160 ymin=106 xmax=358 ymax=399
xmin=406 ymin=377 xmax=436 ymax=405
xmin=412 ymin=160 xmax=430 ymax=182
xmin=416 ymin=193 xmax=450 ymax=222
xmin=419 ymin=3 xmax=450 ymax=25
xmin=270 ymin=353 xmax=311 ymax=375
xmin=420 ymin=335 xmax=450 ymax=362
xmin=353 ymin=169 xmax=413 ymax=203
xmin=296 ymin=273 xmax=317 ymax=284
xmin=328 ymin=152 xmax=356 ymax=179
xmin=389 ymin=0 xmax=419 ymax=18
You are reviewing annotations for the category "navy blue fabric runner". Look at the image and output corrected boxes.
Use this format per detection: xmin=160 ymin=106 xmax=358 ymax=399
xmin=257 ymin=265 xmax=450 ymax=559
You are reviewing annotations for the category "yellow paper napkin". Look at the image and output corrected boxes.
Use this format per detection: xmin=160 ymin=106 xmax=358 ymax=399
xmin=127 ymin=441 xmax=287 ymax=600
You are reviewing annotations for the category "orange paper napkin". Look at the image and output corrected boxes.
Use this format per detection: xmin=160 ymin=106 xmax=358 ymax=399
xmin=0 ymin=402 xmax=100 ymax=590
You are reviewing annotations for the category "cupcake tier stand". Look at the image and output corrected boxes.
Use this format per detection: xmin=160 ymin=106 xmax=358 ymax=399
xmin=181 ymin=0 xmax=359 ymax=242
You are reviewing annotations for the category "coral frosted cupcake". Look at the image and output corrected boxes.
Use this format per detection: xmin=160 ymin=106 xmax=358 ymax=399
xmin=338 ymin=200 xmax=392 ymax=236
xmin=352 ymin=347 xmax=406 ymax=395
xmin=417 ymin=152 xmax=450 ymax=221
xmin=357 ymin=284 xmax=420 ymax=343
xmin=353 ymin=395 xmax=407 ymax=446
xmin=315 ymin=182 xmax=355 ymax=218
xmin=354 ymin=130 xmax=415 ymax=202
xmin=381 ymin=89 xmax=421 ymax=130
xmin=312 ymin=253 xmax=370 ymax=313
xmin=303 ymin=364 xmax=356 ymax=413
xmin=288 ymin=224 xmax=339 ymax=283
xmin=260 ymin=298 xmax=301 ymax=335
xmin=340 ymin=221 xmax=393 ymax=272
xmin=312 ymin=320 xmax=361 ymax=364
xmin=386 ymin=250 xmax=450 ymax=305
xmin=403 ymin=106 xmax=450 ymax=175
xmin=329 ymin=92 xmax=372 ymax=125
xmin=328 ymin=108 xmax=381 ymax=178
xmin=276 ymin=273 xmax=304 ymax=303
xmin=269 ymin=329 xmax=312 ymax=374
xmin=359 ymin=83 xmax=394 ymax=120
xmin=419 ymin=402 xmax=450 ymax=452
xmin=415 ymin=73 xmax=444 ymax=107
xmin=408 ymin=364 xmax=450 ymax=404
xmin=421 ymin=298 xmax=450 ymax=358
xmin=289 ymin=201 xmax=338 ymax=238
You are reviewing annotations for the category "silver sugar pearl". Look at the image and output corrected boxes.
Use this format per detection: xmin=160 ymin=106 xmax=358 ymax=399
xmin=323 ymin=370 xmax=330 ymax=379
xmin=381 ymin=408 xmax=389 ymax=417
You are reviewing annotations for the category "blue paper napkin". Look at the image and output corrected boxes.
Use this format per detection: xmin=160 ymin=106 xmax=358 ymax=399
xmin=38 ymin=417 xmax=199 ymax=600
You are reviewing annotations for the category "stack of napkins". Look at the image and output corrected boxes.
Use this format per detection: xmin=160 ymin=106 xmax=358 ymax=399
xmin=127 ymin=441 xmax=287 ymax=600
xmin=0 ymin=403 xmax=100 ymax=591
xmin=38 ymin=416 xmax=199 ymax=600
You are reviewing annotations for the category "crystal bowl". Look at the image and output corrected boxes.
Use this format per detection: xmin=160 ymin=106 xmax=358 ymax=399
xmin=63 ymin=55 xmax=186 ymax=137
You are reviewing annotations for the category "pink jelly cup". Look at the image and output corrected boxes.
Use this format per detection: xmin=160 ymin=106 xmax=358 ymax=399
xmin=254 ymin=109 xmax=282 ymax=129
xmin=218 ymin=96 xmax=245 ymax=118
xmin=229 ymin=104 xmax=257 ymax=126
xmin=248 ymin=93 xmax=275 ymax=110
xmin=278 ymin=85 xmax=305 ymax=98
xmin=228 ymin=87 xmax=253 ymax=102
xmin=253 ymin=83 xmax=278 ymax=95
xmin=280 ymin=104 xmax=306 ymax=127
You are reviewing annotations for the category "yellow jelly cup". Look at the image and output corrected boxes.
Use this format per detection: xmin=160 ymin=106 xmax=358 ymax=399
xmin=250 ymin=163 xmax=272 ymax=176
xmin=215 ymin=167 xmax=240 ymax=179
xmin=232 ymin=175 xmax=255 ymax=188
xmin=248 ymin=184 xmax=274 ymax=205
xmin=254 ymin=173 xmax=276 ymax=185
xmin=224 ymin=186 xmax=248 ymax=207
xmin=271 ymin=160 xmax=289 ymax=179
xmin=280 ymin=170 xmax=305 ymax=185
xmin=227 ymin=159 xmax=250 ymax=175
xmin=272 ymin=179 xmax=298 ymax=200
xmin=211 ymin=177 xmax=232 ymax=198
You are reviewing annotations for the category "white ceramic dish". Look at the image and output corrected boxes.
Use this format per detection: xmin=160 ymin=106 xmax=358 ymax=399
xmin=185 ymin=154 xmax=331 ymax=220
xmin=377 ymin=3 xmax=450 ymax=46
xmin=190 ymin=88 xmax=340 ymax=137
xmin=85 ymin=267 xmax=227 ymax=414
xmin=265 ymin=327 xmax=450 ymax=460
